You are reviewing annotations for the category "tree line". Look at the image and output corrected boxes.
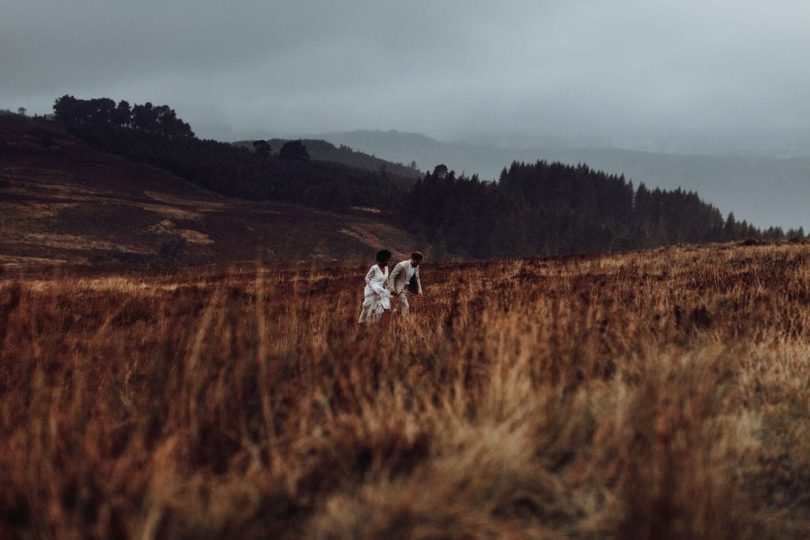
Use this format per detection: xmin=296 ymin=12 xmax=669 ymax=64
xmin=52 ymin=95 xmax=804 ymax=259
xmin=54 ymin=96 xmax=195 ymax=139
xmin=407 ymin=163 xmax=802 ymax=258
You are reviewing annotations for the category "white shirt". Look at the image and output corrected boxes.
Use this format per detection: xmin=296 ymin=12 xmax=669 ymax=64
xmin=406 ymin=262 xmax=415 ymax=280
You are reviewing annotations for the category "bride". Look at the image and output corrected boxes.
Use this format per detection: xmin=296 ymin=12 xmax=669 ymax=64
xmin=358 ymin=250 xmax=393 ymax=324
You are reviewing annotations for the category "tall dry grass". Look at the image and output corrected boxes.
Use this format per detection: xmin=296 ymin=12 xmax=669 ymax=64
xmin=2 ymin=243 xmax=810 ymax=538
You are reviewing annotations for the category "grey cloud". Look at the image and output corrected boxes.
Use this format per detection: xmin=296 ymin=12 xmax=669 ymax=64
xmin=2 ymin=0 xmax=809 ymax=151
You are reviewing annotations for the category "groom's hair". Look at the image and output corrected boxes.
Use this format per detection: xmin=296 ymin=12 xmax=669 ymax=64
xmin=410 ymin=251 xmax=424 ymax=262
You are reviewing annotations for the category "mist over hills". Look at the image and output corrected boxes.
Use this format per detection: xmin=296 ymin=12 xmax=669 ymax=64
xmin=317 ymin=130 xmax=810 ymax=230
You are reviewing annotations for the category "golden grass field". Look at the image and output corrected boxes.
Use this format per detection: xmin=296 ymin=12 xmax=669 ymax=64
xmin=2 ymin=242 xmax=810 ymax=538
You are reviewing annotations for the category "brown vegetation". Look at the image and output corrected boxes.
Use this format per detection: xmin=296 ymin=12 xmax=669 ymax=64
xmin=2 ymin=242 xmax=810 ymax=538
xmin=0 ymin=115 xmax=417 ymax=270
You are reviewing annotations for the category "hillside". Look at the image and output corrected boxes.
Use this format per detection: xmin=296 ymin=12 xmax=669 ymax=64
xmin=319 ymin=129 xmax=810 ymax=229
xmin=0 ymin=115 xmax=418 ymax=270
xmin=2 ymin=242 xmax=810 ymax=537
xmin=50 ymin=96 xmax=410 ymax=212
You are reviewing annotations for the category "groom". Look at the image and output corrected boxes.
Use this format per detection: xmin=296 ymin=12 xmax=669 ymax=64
xmin=388 ymin=251 xmax=424 ymax=316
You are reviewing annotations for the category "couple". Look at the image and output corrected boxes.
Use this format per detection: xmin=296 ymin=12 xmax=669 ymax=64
xmin=358 ymin=250 xmax=424 ymax=324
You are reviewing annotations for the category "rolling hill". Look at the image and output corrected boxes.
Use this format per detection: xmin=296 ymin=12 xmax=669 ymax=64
xmin=0 ymin=115 xmax=418 ymax=270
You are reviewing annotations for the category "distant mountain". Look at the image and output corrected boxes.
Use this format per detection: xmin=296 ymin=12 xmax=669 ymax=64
xmin=321 ymin=130 xmax=441 ymax=161
xmin=318 ymin=130 xmax=449 ymax=174
xmin=318 ymin=130 xmax=810 ymax=229
xmin=233 ymin=137 xmax=421 ymax=179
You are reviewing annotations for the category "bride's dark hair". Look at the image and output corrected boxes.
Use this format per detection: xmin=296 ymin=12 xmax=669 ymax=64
xmin=376 ymin=249 xmax=392 ymax=263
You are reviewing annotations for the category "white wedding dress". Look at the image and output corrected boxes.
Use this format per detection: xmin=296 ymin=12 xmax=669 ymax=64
xmin=358 ymin=264 xmax=391 ymax=323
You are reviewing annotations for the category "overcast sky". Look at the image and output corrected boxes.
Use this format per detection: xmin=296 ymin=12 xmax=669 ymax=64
xmin=3 ymin=0 xmax=810 ymax=153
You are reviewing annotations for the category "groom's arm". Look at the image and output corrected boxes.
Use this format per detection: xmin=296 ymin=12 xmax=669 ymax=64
xmin=388 ymin=262 xmax=402 ymax=293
